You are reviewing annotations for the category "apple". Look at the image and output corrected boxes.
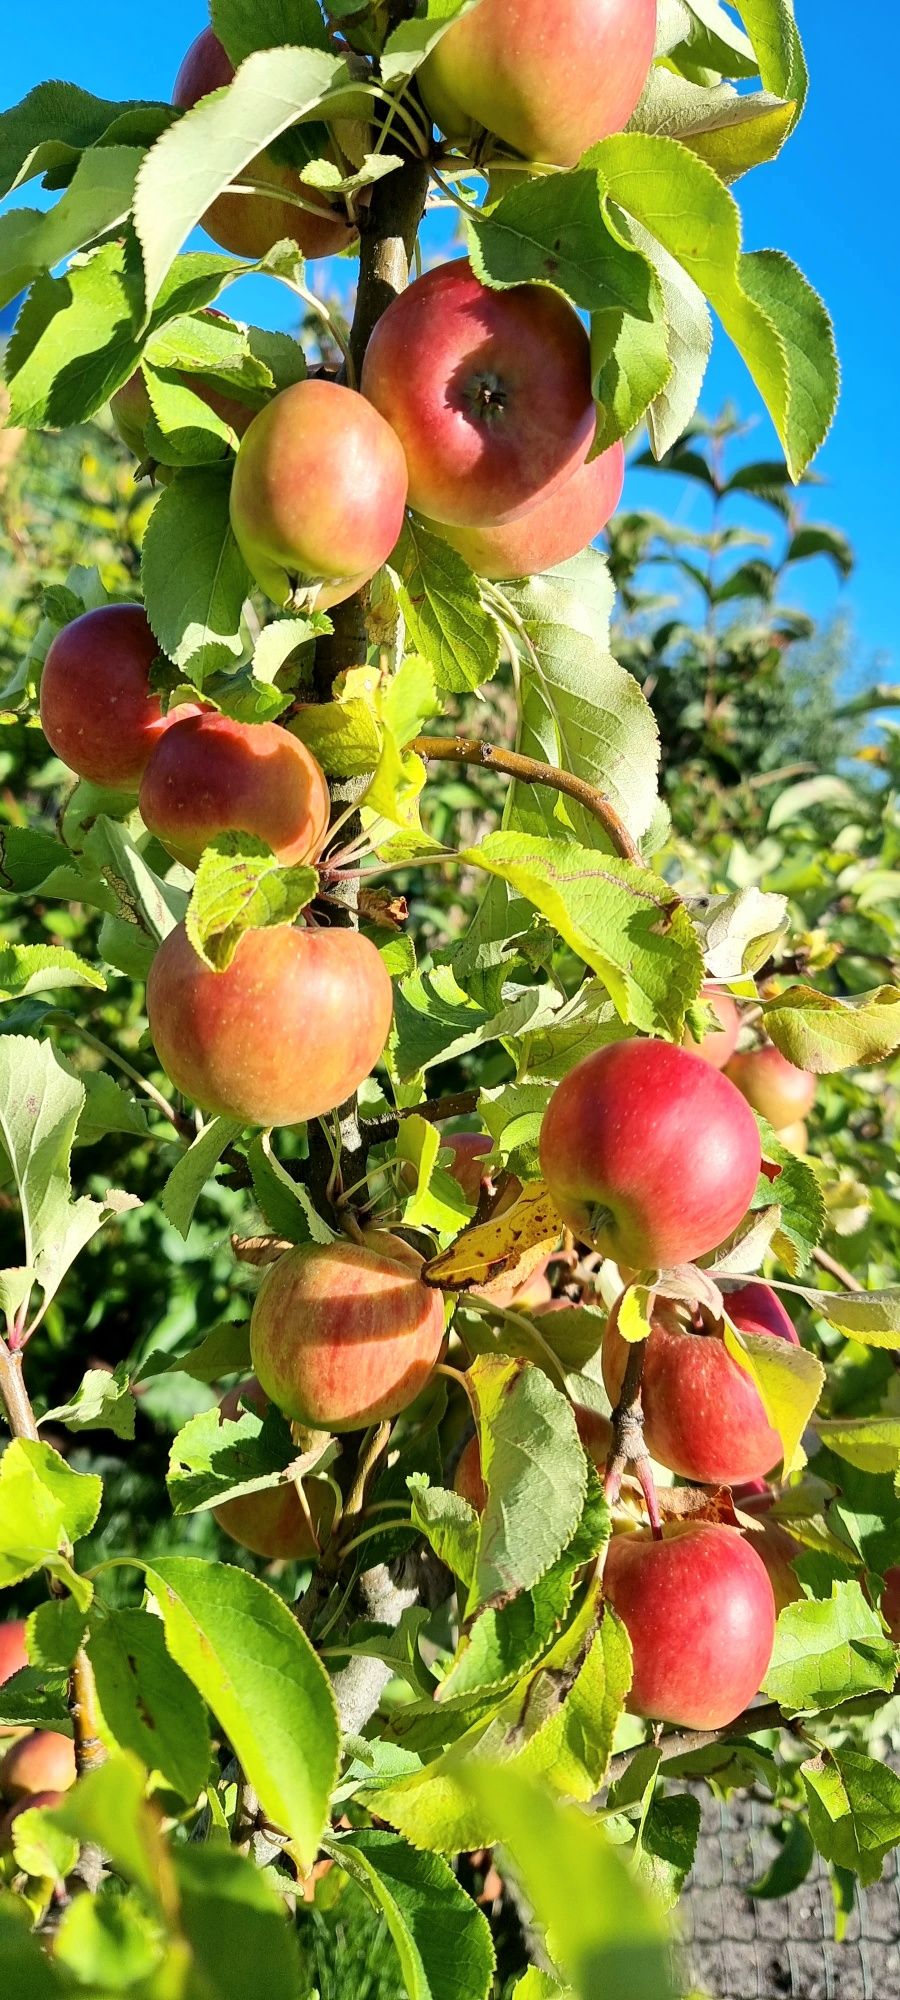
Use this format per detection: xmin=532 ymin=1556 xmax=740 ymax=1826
xmin=419 ymin=0 xmax=657 ymax=169
xmin=454 ymin=1400 xmax=612 ymax=1512
xmin=111 ymin=363 xmax=256 ymax=463
xmin=539 ymin=1038 xmax=761 ymax=1269
xmin=425 ymin=440 xmax=625 ymax=580
xmin=881 ymin=1566 xmax=900 ymax=1641
xmin=173 ymin=28 xmax=356 ymax=261
xmin=735 ymin=1490 xmax=805 ymax=1615
xmin=0 ymin=1621 xmax=27 ymax=1739
xmin=139 ymin=712 xmax=331 ymax=869
xmin=602 ymin=1282 xmax=799 ymax=1486
xmin=682 ymin=985 xmax=741 ymax=1069
xmin=212 ymin=1380 xmax=335 ymax=1560
xmin=146 ymin=920 xmax=393 ymax=1127
xmin=441 ymin=1133 xmax=493 ymax=1206
xmin=360 ymin=259 xmax=595 ymax=528
xmin=776 ymin=1119 xmax=808 ymax=1157
xmin=0 ymin=1729 xmax=77 ymax=1803
xmin=725 ymin=1043 xmax=817 ymax=1130
xmin=230 ymin=378 xmax=408 ymax=608
xmin=0 ymin=1790 xmax=68 ymax=1851
xmin=251 ymin=1237 xmax=445 ymax=1430
xmin=603 ymin=1523 xmax=776 ymax=1729
xmin=39 ymin=605 xmax=188 ymax=790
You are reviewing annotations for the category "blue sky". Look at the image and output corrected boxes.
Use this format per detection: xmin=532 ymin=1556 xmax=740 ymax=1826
xmin=2 ymin=4 xmax=897 ymax=683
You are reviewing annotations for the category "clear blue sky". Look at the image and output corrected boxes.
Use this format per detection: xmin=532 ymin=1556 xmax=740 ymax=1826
xmin=2 ymin=4 xmax=897 ymax=683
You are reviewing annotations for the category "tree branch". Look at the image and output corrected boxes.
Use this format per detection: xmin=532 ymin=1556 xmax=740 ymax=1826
xmin=812 ymin=1245 xmax=864 ymax=1292
xmin=601 ymin=1698 xmax=789 ymax=1794
xmin=602 ymin=1334 xmax=661 ymax=1533
xmin=412 ymin=735 xmax=642 ymax=864
xmin=362 ymin=1088 xmax=480 ymax=1141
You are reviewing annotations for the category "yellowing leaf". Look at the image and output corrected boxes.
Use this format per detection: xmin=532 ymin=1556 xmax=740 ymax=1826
xmin=615 ymin=1284 xmax=654 ymax=1345
xmin=423 ymin=1181 xmax=564 ymax=1294
xmin=722 ymin=1317 xmax=825 ymax=1477
xmin=814 ymin=1417 xmax=900 ymax=1476
xmin=762 ymin=984 xmax=900 ymax=1072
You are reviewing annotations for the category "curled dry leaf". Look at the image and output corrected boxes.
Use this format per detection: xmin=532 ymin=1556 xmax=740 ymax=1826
xmin=423 ymin=1180 xmax=564 ymax=1295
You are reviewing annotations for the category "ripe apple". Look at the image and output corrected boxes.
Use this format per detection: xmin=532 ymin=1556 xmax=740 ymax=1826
xmin=602 ymin=1282 xmax=799 ymax=1486
xmin=39 ymin=605 xmax=187 ymax=790
xmin=0 ymin=1621 xmax=27 ymax=1739
xmin=603 ymin=1523 xmax=776 ymax=1729
xmin=419 ymin=0 xmax=657 ymax=169
xmin=454 ymin=1400 xmax=612 ymax=1512
xmin=139 ymin=712 xmax=331 ymax=869
xmin=0 ymin=1729 xmax=77 ymax=1803
xmin=425 ymin=440 xmax=625 ymax=580
xmin=146 ymin=921 xmax=393 ymax=1127
xmin=725 ymin=1043 xmax=817 ymax=1130
xmin=0 ymin=1790 xmax=68 ymax=1851
xmin=735 ymin=1490 xmax=804 ymax=1615
xmin=441 ymin=1133 xmax=493 ymax=1205
xmin=682 ymin=985 xmax=741 ymax=1069
xmin=539 ymin=1038 xmax=761 ymax=1269
xmin=213 ymin=1380 xmax=335 ymax=1560
xmin=360 ymin=259 xmax=594 ymax=528
xmin=881 ymin=1566 xmax=900 ymax=1641
xmin=173 ymin=28 xmax=356 ymax=261
xmin=111 ymin=364 xmax=256 ymax=463
xmin=230 ymin=378 xmax=408 ymax=608
xmin=251 ymin=1237 xmax=445 ymax=1430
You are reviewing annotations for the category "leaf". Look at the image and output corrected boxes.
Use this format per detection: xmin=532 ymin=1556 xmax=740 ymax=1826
xmin=762 ymin=1581 xmax=899 ymax=1714
xmin=26 ymin=1598 xmax=88 ymax=1672
xmin=88 ymin=1607 xmax=210 ymax=1801
xmin=172 ymin=1842 xmax=304 ymax=2000
xmin=391 ymin=962 xmax=562 ymax=1085
xmin=616 ymin=1285 xmax=654 ymax=1345
xmin=793 ymin=1287 xmax=900 ymax=1349
xmin=762 ymin=984 xmax=900 ymax=1072
xmin=513 ymin=1608 xmax=631 ymax=1801
xmin=0 ymin=1667 xmax=71 ymax=1732
xmin=10 ymin=1799 xmax=79 ymax=1886
xmin=290 ymin=696 xmax=382 ymax=778
xmin=814 ymin=1416 xmax=900 ymax=1476
xmin=0 ymin=145 xmax=143 ymax=311
xmin=465 ymin=1356 xmax=588 ymax=1615
xmin=51 ymin=1887 xmax=166 ymax=1990
xmin=803 ymin=1748 xmax=900 ymax=1887
xmin=424 ymin=1181 xmax=563 ymax=1294
xmin=748 ymin=1814 xmax=815 ymax=1899
xmin=502 ymin=556 xmax=660 ymax=848
xmin=185 ymin=834 xmax=317 ymax=970
xmin=632 ymin=69 xmax=795 ymax=182
xmin=42 ymin=1362 xmax=136 ymax=1440
xmin=143 ymin=1319 xmax=251 ymax=1386
xmin=0 ymin=1894 xmax=65 ymax=1993
xmin=331 ymin=1829 xmax=495 ymax=2000
xmin=693 ymin=886 xmax=788 ymax=979
xmin=0 ymin=81 xmax=171 ymax=198
xmin=393 ymin=518 xmax=501 ymax=695
xmin=161 ymin=1117 xmax=244 ymax=1238
xmin=248 ymin=1134 xmax=335 ymax=1245
xmin=381 ymin=0 xmax=474 ymax=82
xmin=74 ymin=1071 xmax=149 ymax=1149
xmin=787 ymin=522 xmax=854 ymax=578
xmin=167 ymin=1400 xmax=296 ymax=1515
xmin=461 ymin=832 xmax=703 ymax=1036
xmin=721 ymin=1316 xmax=825 ymax=1476
xmin=83 ymin=814 xmax=186 ymax=944
xmin=0 ymin=1437 xmax=101 ymax=1606
xmin=767 ymin=774 xmax=855 ymax=828
xmin=135 ymin=45 xmax=365 ymax=311
xmin=409 ymin=1480 xmax=480 ymax=1589
xmin=141 ymin=467 xmax=251 ymax=683
xmin=143 ymin=1556 xmax=339 ymax=1870
xmin=0 ymin=943 xmax=105 ymax=1001
xmin=629 ymin=221 xmax=712 ymax=458
xmin=468 ymin=167 xmax=661 ymax=317
xmin=210 ymin=0 xmax=332 ymax=63
xmin=54 ymin=1751 xmax=170 ymax=1903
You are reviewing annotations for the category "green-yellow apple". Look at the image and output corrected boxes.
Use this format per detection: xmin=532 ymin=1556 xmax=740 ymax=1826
xmin=726 ymin=1043 xmax=817 ymax=1130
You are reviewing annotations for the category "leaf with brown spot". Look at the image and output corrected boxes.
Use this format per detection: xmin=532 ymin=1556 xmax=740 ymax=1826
xmin=423 ymin=1182 xmax=565 ymax=1295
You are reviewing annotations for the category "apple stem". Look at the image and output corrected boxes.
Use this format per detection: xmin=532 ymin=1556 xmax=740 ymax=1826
xmin=634 ymin=1456 xmax=664 ymax=1539
xmin=603 ymin=1335 xmax=650 ymax=1510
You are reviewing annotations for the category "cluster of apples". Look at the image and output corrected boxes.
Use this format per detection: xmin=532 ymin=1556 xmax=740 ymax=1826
xmin=0 ymin=1623 xmax=76 ymax=1846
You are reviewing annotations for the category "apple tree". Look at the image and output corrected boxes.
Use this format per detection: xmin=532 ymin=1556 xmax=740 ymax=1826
xmin=1 ymin=4 xmax=899 ymax=1995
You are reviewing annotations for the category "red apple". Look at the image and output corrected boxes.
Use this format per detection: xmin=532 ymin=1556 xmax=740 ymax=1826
xmin=454 ymin=1400 xmax=612 ymax=1512
xmin=603 ymin=1523 xmax=776 ymax=1729
xmin=602 ymin=1283 xmax=798 ymax=1486
xmin=146 ymin=921 xmax=393 ymax=1127
xmin=39 ymin=605 xmax=185 ymax=790
xmin=0 ymin=1730 xmax=77 ymax=1803
xmin=139 ymin=712 xmax=331 ymax=869
xmin=441 ymin=1133 xmax=494 ymax=1206
xmin=682 ymin=986 xmax=741 ymax=1069
xmin=725 ymin=1043 xmax=817 ymax=1130
xmin=212 ymin=1380 xmax=335 ymax=1560
xmin=419 ymin=0 xmax=657 ymax=168
xmin=539 ymin=1039 xmax=761 ymax=1269
xmin=173 ymin=28 xmax=356 ymax=262
xmin=251 ymin=1238 xmax=445 ymax=1430
xmin=426 ymin=441 xmax=625 ymax=580
xmin=882 ymin=1566 xmax=900 ymax=1641
xmin=230 ymin=378 xmax=408 ymax=608
xmin=0 ymin=1622 xmax=27 ymax=1739
xmin=360 ymin=259 xmax=594 ymax=528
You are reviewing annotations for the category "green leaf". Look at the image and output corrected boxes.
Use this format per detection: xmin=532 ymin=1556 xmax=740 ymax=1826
xmin=814 ymin=1416 xmax=900 ymax=1476
xmin=393 ymin=518 xmax=501 ymax=695
xmin=762 ymin=1581 xmax=899 ymax=1714
xmin=803 ymin=1748 xmax=900 ymax=1887
xmin=166 ymin=1400 xmax=296 ymax=1516
xmin=391 ymin=961 xmax=562 ymax=1084
xmin=82 ymin=815 xmax=186 ymax=943
xmin=141 ymin=466 xmax=251 ymax=683
xmin=694 ymin=886 xmax=788 ymax=978
xmin=762 ymin=984 xmax=900 ymax=1072
xmin=331 ymin=1829 xmax=495 ymax=2000
xmin=748 ymin=1814 xmax=815 ymax=1899
xmin=589 ymin=132 xmax=837 ymax=479
xmin=54 ymin=1751 xmax=168 ymax=1902
xmin=0 ymin=81 xmax=171 ymax=197
xmin=461 ymin=832 xmax=702 ymax=1036
xmin=88 ymin=1607 xmax=210 ymax=1801
xmin=74 ymin=1071 xmax=149 ymax=1149
xmin=468 ymin=166 xmax=660 ymax=317
xmin=0 ymin=1667 xmax=71 ymax=1732
xmin=628 ymin=222 xmax=712 ymax=458
xmin=0 ymin=1893 xmax=64 ymax=1995
xmin=381 ymin=0 xmax=473 ymax=82
xmin=409 ymin=1479 xmax=480 ymax=1588
xmin=466 ymin=1357 xmax=588 ymax=1616
xmin=161 ymin=1116 xmax=244 ymax=1239
xmin=0 ymin=943 xmax=104 ymax=1002
xmin=248 ymin=1134 xmax=335 ymax=1244
xmin=0 ymin=1437 xmax=101 ymax=1603
xmin=186 ymin=835 xmax=317 ymax=971
xmin=211 ymin=0 xmax=332 ymax=62
xmin=172 ymin=1842 xmax=304 ymax=2000
xmin=721 ymin=1316 xmax=824 ymax=1476
xmin=793 ymin=1286 xmax=900 ymax=1349
xmin=502 ymin=556 xmax=660 ymax=849
xmin=42 ymin=1362 xmax=136 ymax=1440
xmin=10 ymin=1798 xmax=79 ymax=1886
xmin=512 ymin=1607 xmax=631 ymax=1800
xmin=142 ymin=1319 xmax=251 ymax=1386
xmin=52 ymin=1887 xmax=165 ymax=1991
xmin=290 ymin=696 xmax=382 ymax=778
xmin=26 ymin=1598 xmax=88 ymax=1672
xmin=143 ymin=1556 xmax=339 ymax=1870
xmin=0 ymin=145 xmax=143 ymax=311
